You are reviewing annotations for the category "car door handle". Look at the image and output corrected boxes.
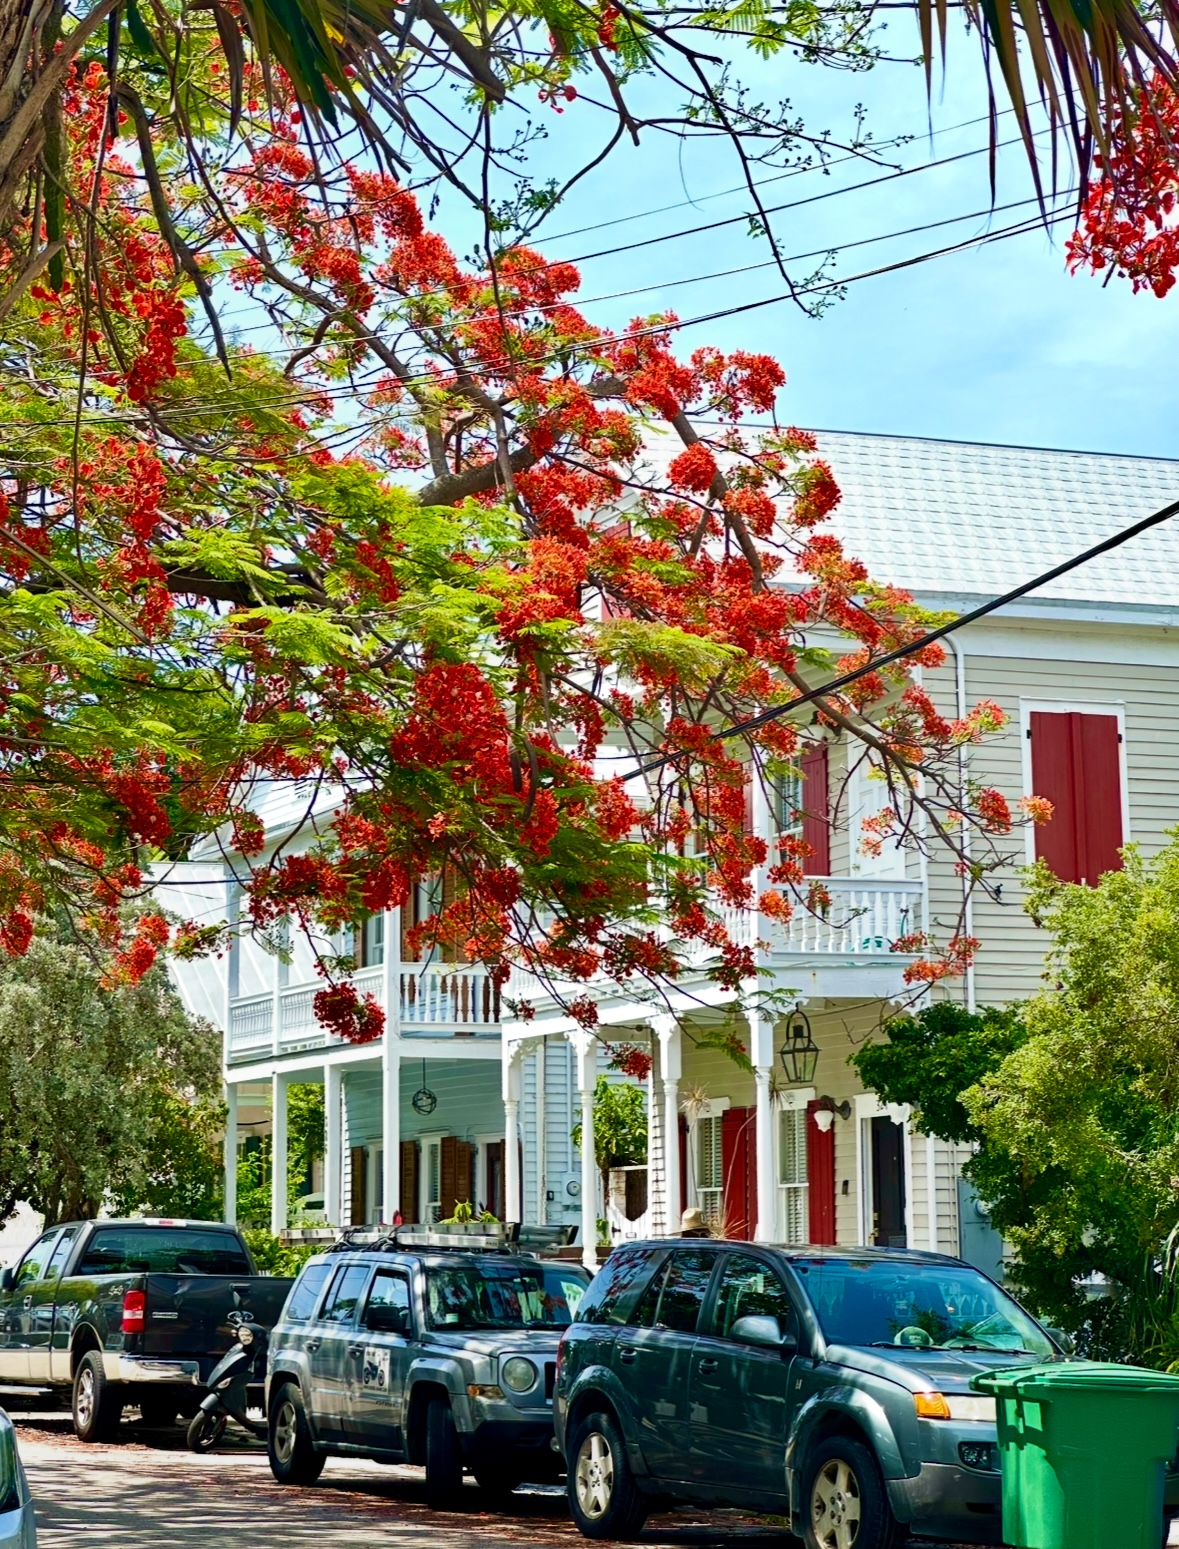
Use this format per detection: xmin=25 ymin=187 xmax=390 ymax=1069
xmin=698 ymin=1358 xmax=719 ymax=1374
xmin=618 ymin=1348 xmax=637 ymax=1364
xmin=348 ymin=1346 xmax=363 ymax=1358
xmin=305 ymin=1339 xmax=321 ymax=1353
xmin=22 ymin=1296 xmax=32 ymax=1311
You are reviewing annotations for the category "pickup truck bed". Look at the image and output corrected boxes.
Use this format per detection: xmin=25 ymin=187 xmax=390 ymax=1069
xmin=0 ymin=1218 xmax=293 ymax=1438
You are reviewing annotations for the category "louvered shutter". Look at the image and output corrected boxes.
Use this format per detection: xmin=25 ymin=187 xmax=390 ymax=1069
xmin=439 ymin=1136 xmax=459 ymax=1219
xmin=399 ymin=1141 xmax=419 ymax=1224
xmin=800 ymin=742 xmax=830 ymax=875
xmin=349 ymin=1146 xmax=367 ymax=1226
xmin=1030 ymin=711 xmax=1124 ymax=886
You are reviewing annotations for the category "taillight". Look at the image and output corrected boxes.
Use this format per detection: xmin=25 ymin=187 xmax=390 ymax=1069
xmin=556 ymin=1329 xmax=568 ymax=1374
xmin=122 ymin=1289 xmax=146 ymax=1334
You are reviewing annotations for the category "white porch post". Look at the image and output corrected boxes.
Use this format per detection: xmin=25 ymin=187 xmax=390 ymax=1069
xmin=381 ymin=1040 xmax=400 ymax=1225
xmin=223 ymin=1083 xmax=238 ymax=1226
xmin=502 ymin=1042 xmax=523 ymax=1226
xmin=270 ymin=1072 xmax=289 ymax=1236
xmin=653 ymin=1015 xmax=682 ymax=1234
xmin=574 ymin=1034 xmax=598 ymax=1272
xmin=750 ymin=1009 xmax=776 ymax=1242
xmin=324 ymin=1062 xmax=342 ymax=1226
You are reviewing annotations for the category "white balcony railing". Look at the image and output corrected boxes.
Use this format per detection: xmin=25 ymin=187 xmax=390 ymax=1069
xmin=773 ymin=877 xmax=924 ymax=956
xmin=399 ymin=962 xmax=501 ymax=1033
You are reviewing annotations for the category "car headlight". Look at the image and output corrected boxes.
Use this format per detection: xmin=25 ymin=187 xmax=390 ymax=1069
xmin=501 ymin=1357 xmax=538 ymax=1394
xmin=914 ymin=1392 xmax=995 ymax=1423
xmin=237 ymin=1326 xmax=254 ymax=1346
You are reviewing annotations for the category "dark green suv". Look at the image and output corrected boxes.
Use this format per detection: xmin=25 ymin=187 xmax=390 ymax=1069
xmin=555 ymin=1239 xmax=1078 ymax=1548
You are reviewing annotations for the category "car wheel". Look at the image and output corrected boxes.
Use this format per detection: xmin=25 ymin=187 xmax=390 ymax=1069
xmin=567 ymin=1408 xmax=648 ymax=1541
xmin=803 ymin=1437 xmax=901 ymax=1549
xmin=72 ymin=1352 xmax=123 ymax=1443
xmin=267 ymin=1381 xmax=325 ymax=1486
xmin=425 ymin=1397 xmax=464 ymax=1509
xmin=186 ymin=1409 xmax=228 ymax=1453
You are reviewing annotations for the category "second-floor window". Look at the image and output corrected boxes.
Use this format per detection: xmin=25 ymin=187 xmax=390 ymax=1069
xmin=774 ymin=742 xmax=830 ymax=875
xmin=1027 ymin=708 xmax=1125 ymax=886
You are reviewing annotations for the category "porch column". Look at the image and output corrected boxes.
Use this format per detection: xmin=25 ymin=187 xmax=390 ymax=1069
xmin=223 ymin=1082 xmax=238 ymax=1226
xmin=574 ymin=1034 xmax=598 ymax=1272
xmin=750 ymin=1009 xmax=776 ymax=1242
xmin=324 ymin=1062 xmax=342 ymax=1227
xmin=381 ymin=905 xmax=400 ymax=1226
xmin=382 ymin=1038 xmax=400 ymax=1225
xmin=502 ymin=1041 xmax=524 ymax=1225
xmin=270 ymin=1072 xmax=289 ymax=1236
xmin=652 ymin=1014 xmax=682 ymax=1234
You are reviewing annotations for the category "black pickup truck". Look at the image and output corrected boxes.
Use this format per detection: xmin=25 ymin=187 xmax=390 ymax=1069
xmin=0 ymin=1218 xmax=293 ymax=1441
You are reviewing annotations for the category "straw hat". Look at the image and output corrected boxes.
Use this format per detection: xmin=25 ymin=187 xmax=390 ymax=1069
xmin=679 ymin=1207 xmax=710 ymax=1235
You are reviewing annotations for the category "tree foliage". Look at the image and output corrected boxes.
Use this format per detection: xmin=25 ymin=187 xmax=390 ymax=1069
xmin=0 ymin=67 xmax=1045 ymax=1033
xmin=572 ymin=1074 xmax=648 ymax=1177
xmin=0 ymin=920 xmax=221 ymax=1225
xmin=856 ymin=844 xmax=1179 ymax=1362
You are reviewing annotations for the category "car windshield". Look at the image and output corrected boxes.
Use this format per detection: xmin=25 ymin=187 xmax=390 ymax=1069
xmin=77 ymin=1228 xmax=251 ymax=1276
xmin=425 ymin=1262 xmax=589 ymax=1331
xmin=793 ymin=1258 xmax=1056 ymax=1358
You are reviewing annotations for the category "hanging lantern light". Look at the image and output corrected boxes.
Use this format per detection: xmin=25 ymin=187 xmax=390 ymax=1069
xmin=411 ymin=1059 xmax=437 ymax=1116
xmin=779 ymin=1005 xmax=819 ymax=1086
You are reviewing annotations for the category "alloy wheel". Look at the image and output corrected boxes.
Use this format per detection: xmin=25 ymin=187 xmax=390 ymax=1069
xmin=75 ymin=1369 xmax=95 ymax=1429
xmin=811 ymin=1457 xmax=863 ymax=1549
xmin=274 ymin=1399 xmax=298 ymax=1463
xmin=574 ymin=1430 xmax=615 ymax=1521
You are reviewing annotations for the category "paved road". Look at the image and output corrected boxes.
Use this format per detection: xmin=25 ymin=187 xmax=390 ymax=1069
xmin=6 ymin=1409 xmax=1005 ymax=1549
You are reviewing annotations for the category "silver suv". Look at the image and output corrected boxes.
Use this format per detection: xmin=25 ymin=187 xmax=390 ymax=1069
xmin=266 ymin=1236 xmax=590 ymax=1508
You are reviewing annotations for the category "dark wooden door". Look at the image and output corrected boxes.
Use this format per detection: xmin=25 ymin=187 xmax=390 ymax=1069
xmin=870 ymin=1117 xmax=906 ymax=1247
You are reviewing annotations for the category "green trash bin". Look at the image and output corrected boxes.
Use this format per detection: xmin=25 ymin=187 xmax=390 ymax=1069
xmin=972 ymin=1362 xmax=1179 ymax=1549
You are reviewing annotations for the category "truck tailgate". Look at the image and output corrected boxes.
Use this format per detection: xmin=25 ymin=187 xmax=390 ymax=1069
xmin=140 ymin=1275 xmax=294 ymax=1369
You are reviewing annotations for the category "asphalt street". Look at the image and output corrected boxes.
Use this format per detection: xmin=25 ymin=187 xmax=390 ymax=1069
xmin=5 ymin=1406 xmax=1148 ymax=1549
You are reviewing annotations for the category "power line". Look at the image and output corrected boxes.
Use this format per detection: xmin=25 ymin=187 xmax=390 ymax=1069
xmin=624 ymin=490 xmax=1179 ymax=780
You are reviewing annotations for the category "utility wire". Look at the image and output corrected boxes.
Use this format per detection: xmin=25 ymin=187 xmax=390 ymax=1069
xmin=624 ymin=491 xmax=1179 ymax=780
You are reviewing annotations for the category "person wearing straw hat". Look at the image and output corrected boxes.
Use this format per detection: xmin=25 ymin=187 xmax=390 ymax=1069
xmin=679 ymin=1207 xmax=712 ymax=1238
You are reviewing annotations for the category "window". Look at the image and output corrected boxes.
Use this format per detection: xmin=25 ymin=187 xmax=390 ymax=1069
xmin=78 ymin=1228 xmax=251 ymax=1276
xmin=1028 ymin=709 xmax=1124 ymax=886
xmin=12 ymin=1232 xmax=59 ymax=1292
xmin=775 ymin=742 xmax=830 ymax=875
xmin=779 ymin=1108 xmax=809 ymax=1244
xmin=635 ymin=1248 xmax=714 ymax=1333
xmin=357 ymin=913 xmax=385 ymax=968
xmin=42 ymin=1227 xmax=79 ymax=1283
xmin=696 ymin=1116 xmax=723 ymax=1228
xmin=365 ymin=1271 xmax=411 ymax=1332
xmin=424 ymin=1262 xmax=583 ymax=1331
xmin=422 ymin=1138 xmax=442 ymax=1223
xmin=576 ymin=1246 xmax=665 ymax=1326
xmin=284 ymin=1262 xmax=332 ymax=1323
xmin=711 ymin=1253 xmax=799 ymax=1342
xmin=320 ymin=1264 xmax=372 ymax=1325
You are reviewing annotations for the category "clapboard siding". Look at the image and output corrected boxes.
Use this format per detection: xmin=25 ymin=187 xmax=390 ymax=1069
xmin=342 ymin=1060 xmax=501 ymax=1149
xmin=922 ymin=632 xmax=1179 ymax=1007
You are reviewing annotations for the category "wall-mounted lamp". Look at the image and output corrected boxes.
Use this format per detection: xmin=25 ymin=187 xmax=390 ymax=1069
xmin=812 ymin=1096 xmax=852 ymax=1133
xmin=779 ymin=1005 xmax=819 ymax=1086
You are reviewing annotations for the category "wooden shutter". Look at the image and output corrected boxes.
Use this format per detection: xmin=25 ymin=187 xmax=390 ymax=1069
xmin=349 ymin=1146 xmax=367 ymax=1226
xmin=721 ymin=1107 xmax=754 ymax=1240
xmin=806 ymin=1102 xmax=837 ymax=1245
xmin=399 ymin=1141 xmax=419 ymax=1224
xmin=1030 ymin=711 xmax=1124 ymax=886
xmin=800 ymin=743 xmax=830 ymax=876
xmin=439 ymin=1136 xmax=458 ymax=1220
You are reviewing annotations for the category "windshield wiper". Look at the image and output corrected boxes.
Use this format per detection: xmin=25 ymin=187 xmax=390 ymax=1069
xmin=945 ymin=1344 xmax=1036 ymax=1355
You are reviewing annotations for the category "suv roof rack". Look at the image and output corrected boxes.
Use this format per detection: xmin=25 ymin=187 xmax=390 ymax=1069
xmin=325 ymin=1222 xmax=578 ymax=1255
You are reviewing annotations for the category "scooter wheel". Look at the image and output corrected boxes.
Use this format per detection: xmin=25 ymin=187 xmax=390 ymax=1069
xmin=187 ymin=1410 xmax=228 ymax=1454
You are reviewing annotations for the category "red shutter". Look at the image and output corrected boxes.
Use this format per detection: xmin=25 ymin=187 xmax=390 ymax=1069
xmin=743 ymin=767 xmax=754 ymax=837
xmin=1030 ymin=712 xmax=1123 ymax=886
xmin=806 ymin=1102 xmax=836 ymax=1245
xmin=801 ymin=743 xmax=830 ymax=876
xmin=721 ymin=1107 xmax=754 ymax=1240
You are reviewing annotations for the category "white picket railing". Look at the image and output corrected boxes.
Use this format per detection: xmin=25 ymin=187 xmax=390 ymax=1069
xmin=399 ymin=962 xmax=501 ymax=1033
xmin=228 ymin=994 xmax=272 ymax=1055
xmin=772 ymin=878 xmax=924 ymax=956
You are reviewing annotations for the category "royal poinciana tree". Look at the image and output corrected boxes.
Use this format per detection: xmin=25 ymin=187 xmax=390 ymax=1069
xmin=0 ymin=67 xmax=1050 ymax=1039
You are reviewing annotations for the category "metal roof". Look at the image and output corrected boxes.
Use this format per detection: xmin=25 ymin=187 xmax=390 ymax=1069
xmin=803 ymin=430 xmax=1179 ymax=610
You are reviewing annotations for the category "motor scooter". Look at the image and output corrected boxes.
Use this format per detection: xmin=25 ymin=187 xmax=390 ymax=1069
xmin=186 ymin=1308 xmax=269 ymax=1452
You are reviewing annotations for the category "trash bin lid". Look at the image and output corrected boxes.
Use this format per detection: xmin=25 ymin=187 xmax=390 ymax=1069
xmin=973 ymin=1361 xmax=1179 ymax=1397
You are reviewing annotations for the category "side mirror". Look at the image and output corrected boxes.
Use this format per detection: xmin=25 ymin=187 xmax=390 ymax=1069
xmin=0 ymin=1268 xmax=12 ymax=1294
xmin=366 ymin=1303 xmax=409 ymax=1335
xmin=1046 ymin=1326 xmax=1076 ymax=1356
xmin=731 ymin=1313 xmax=796 ymax=1353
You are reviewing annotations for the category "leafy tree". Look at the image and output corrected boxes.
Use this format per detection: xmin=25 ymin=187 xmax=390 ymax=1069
xmin=573 ymin=1075 xmax=648 ymax=1188
xmin=110 ymin=1091 xmax=225 ymax=1221
xmin=0 ymin=920 xmax=221 ymax=1226
xmin=0 ymin=72 xmax=1041 ymax=1038
xmin=230 ymin=1083 xmax=326 ymax=1228
xmin=856 ymin=844 xmax=1179 ymax=1363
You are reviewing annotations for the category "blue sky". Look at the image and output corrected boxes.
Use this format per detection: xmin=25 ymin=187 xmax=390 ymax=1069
xmin=439 ymin=23 xmax=1179 ymax=460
